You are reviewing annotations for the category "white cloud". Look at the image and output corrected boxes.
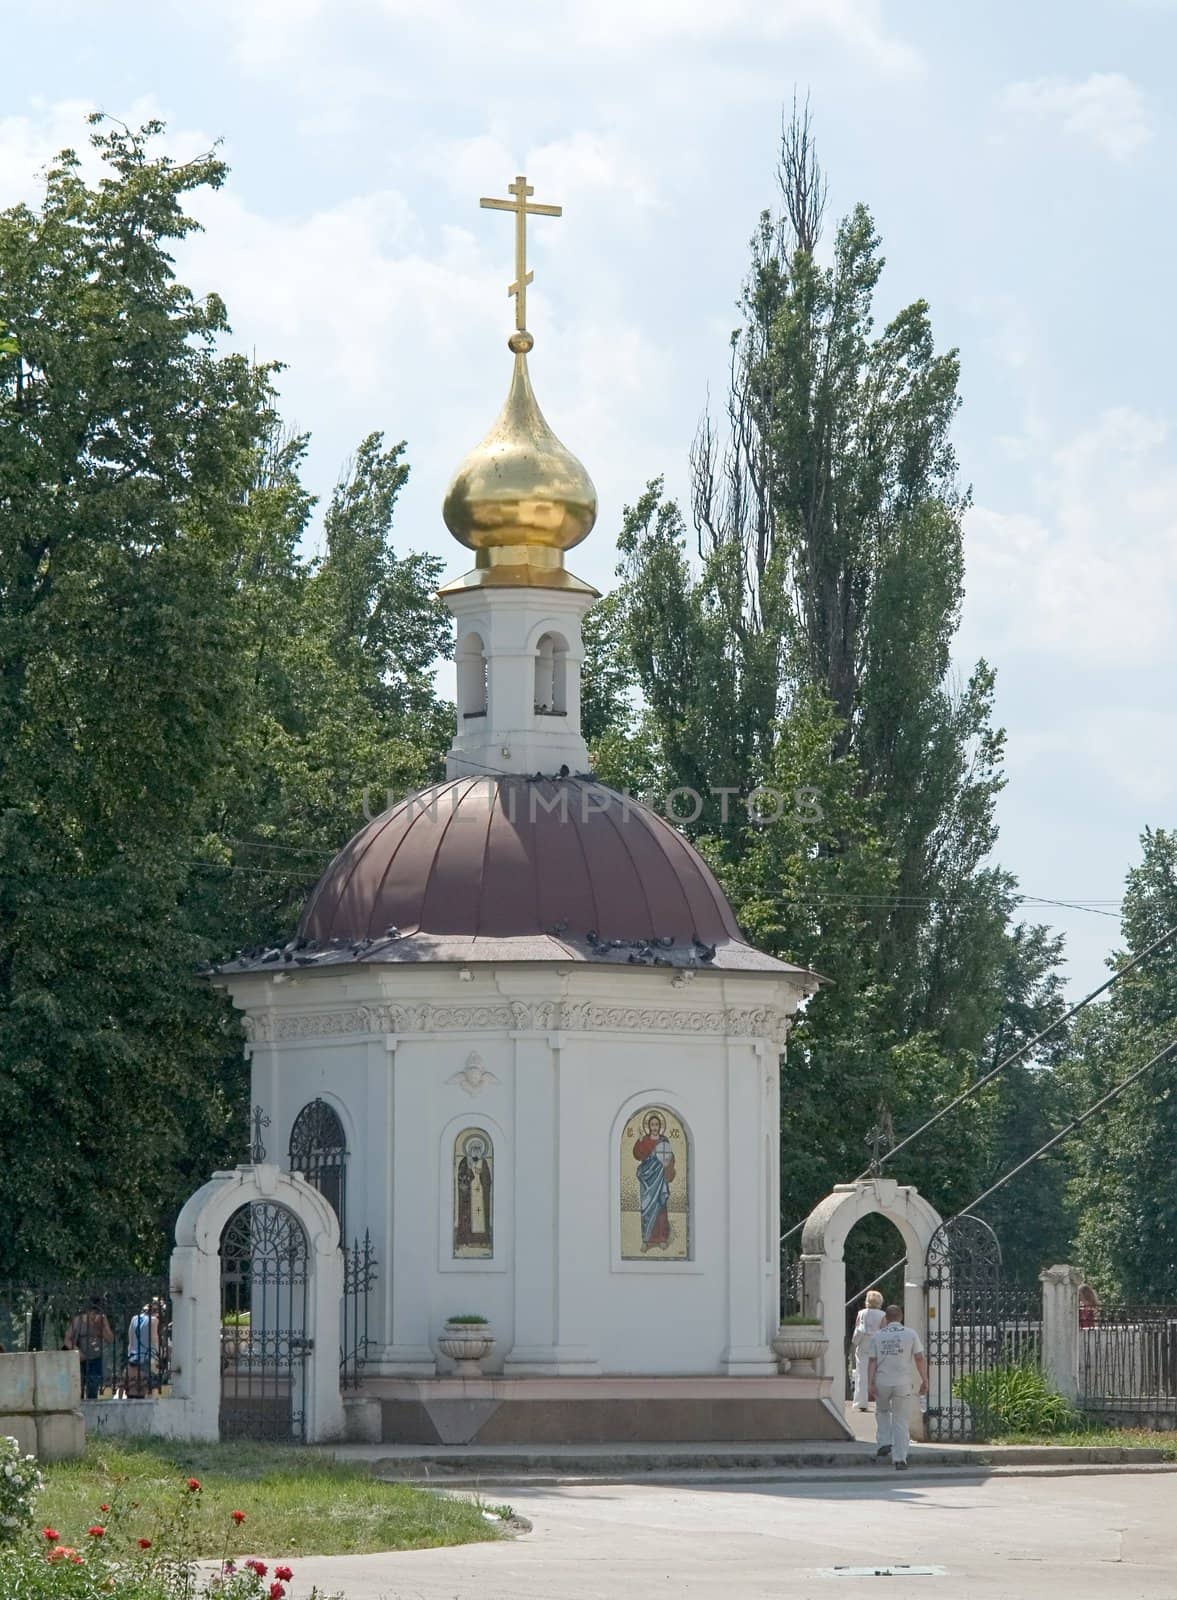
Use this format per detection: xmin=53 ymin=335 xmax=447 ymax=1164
xmin=1014 ymin=709 xmax=1177 ymax=810
xmin=209 ymin=0 xmax=922 ymax=83
xmin=0 ymin=96 xmax=218 ymax=207
xmin=963 ymin=407 xmax=1177 ymax=669
xmin=1000 ymin=72 xmax=1154 ymax=161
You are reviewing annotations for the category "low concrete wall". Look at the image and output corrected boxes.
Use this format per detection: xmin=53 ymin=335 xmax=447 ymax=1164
xmin=83 ymin=1396 xmax=215 ymax=1441
xmin=0 ymin=1352 xmax=85 ymax=1460
xmin=1081 ymin=1405 xmax=1177 ymax=1432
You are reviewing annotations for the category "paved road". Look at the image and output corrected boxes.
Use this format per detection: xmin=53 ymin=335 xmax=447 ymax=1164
xmin=278 ymin=1471 xmax=1177 ymax=1599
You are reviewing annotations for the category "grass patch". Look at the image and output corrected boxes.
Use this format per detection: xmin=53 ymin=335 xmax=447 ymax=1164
xmin=987 ymin=1425 xmax=1177 ymax=1456
xmin=39 ymin=1439 xmax=499 ymax=1558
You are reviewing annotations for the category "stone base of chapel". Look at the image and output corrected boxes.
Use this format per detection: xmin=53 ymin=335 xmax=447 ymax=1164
xmin=354 ymin=1376 xmax=851 ymax=1445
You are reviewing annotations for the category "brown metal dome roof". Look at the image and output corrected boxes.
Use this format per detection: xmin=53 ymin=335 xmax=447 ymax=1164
xmin=268 ymin=776 xmax=804 ymax=975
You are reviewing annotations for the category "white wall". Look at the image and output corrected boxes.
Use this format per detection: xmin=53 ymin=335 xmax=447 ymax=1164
xmin=231 ymin=964 xmax=804 ymax=1380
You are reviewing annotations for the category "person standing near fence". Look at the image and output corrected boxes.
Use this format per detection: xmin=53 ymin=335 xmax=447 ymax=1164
xmin=850 ymin=1290 xmax=887 ymax=1410
xmin=64 ymin=1297 xmax=114 ymax=1400
xmin=1078 ymin=1283 xmax=1100 ymax=1329
xmin=124 ymin=1298 xmax=163 ymax=1398
xmin=868 ymin=1304 xmax=928 ymax=1470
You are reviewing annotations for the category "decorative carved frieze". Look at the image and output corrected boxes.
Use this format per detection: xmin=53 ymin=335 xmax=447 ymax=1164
xmin=560 ymin=1001 xmax=726 ymax=1034
xmin=242 ymin=997 xmax=793 ymax=1045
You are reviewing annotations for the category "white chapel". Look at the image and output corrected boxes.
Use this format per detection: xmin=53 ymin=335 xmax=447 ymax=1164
xmin=207 ymin=176 xmax=841 ymax=1444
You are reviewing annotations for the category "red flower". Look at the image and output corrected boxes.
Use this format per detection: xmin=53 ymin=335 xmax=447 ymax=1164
xmin=42 ymin=1528 xmax=59 ymax=1542
xmin=186 ymin=1477 xmax=201 ymax=1493
xmin=245 ymin=1559 xmax=268 ymax=1576
xmin=231 ymin=1509 xmax=246 ymax=1525
xmin=88 ymin=1525 xmax=105 ymax=1539
xmin=46 ymin=1545 xmax=72 ymax=1563
xmin=275 ymin=1566 xmax=293 ymax=1581
xmin=269 ymin=1585 xmax=286 ymax=1600
xmin=99 ymin=1503 xmax=109 ymax=1512
xmin=138 ymin=1538 xmax=152 ymax=1549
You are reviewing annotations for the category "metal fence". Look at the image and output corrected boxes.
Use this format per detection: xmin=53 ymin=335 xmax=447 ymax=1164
xmin=1080 ymin=1306 xmax=1177 ymax=1414
xmin=0 ymin=1275 xmax=170 ymax=1399
xmin=780 ymin=1238 xmax=804 ymax=1321
xmin=340 ymin=1231 xmax=377 ymax=1388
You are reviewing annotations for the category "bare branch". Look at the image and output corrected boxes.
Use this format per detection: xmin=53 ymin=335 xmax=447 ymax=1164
xmin=778 ymin=91 xmax=827 ymax=254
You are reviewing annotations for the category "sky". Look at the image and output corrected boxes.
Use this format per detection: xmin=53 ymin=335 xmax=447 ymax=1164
xmin=3 ymin=0 xmax=1174 ymax=997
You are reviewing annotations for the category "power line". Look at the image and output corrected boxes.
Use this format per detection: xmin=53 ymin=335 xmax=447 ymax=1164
xmin=846 ymin=1034 xmax=1177 ymax=1307
xmin=955 ymin=1035 xmax=1177 ymax=1221
xmin=784 ymin=921 xmax=1177 ymax=1247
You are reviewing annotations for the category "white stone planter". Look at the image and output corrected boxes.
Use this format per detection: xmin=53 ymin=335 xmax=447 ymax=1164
xmin=438 ymin=1320 xmax=495 ymax=1375
xmin=772 ymin=1325 xmax=828 ymax=1377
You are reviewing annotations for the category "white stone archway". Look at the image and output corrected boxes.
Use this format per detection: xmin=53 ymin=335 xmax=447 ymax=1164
xmin=168 ymin=1164 xmax=344 ymax=1443
xmin=799 ymin=1178 xmax=943 ymax=1407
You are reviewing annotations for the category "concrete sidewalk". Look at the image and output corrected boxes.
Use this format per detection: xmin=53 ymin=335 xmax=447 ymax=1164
xmin=326 ymin=1398 xmax=1175 ymax=1485
xmin=327 ymin=1435 xmax=1175 ymax=1485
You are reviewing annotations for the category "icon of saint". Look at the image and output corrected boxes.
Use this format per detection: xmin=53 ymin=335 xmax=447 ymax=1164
xmin=455 ymin=1131 xmax=493 ymax=1255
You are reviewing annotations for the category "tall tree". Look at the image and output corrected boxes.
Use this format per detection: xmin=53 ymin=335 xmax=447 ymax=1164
xmin=0 ymin=116 xmax=277 ymax=1274
xmin=0 ymin=119 xmax=456 ymax=1275
xmin=612 ymin=105 xmax=1067 ymax=1275
xmin=1063 ymin=830 xmax=1177 ymax=1297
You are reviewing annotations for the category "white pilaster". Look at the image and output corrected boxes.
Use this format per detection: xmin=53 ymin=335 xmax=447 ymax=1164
xmin=721 ymin=1038 xmax=779 ymax=1374
xmin=378 ymin=1039 xmax=437 ymax=1375
xmin=504 ymin=1030 xmax=600 ymax=1373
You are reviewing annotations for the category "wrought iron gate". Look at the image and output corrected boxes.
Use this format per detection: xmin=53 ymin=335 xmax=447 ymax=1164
xmin=924 ymin=1215 xmax=1040 ymax=1441
xmin=220 ymin=1202 xmax=310 ymax=1442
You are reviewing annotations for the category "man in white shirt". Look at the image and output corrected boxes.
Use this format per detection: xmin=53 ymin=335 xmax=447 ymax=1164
xmin=867 ymin=1305 xmax=928 ymax=1470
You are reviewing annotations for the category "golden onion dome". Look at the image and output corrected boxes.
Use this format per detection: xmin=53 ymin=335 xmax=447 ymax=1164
xmin=441 ymin=330 xmax=598 ymax=592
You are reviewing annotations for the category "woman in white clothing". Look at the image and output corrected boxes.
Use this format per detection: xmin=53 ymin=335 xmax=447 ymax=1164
xmin=850 ymin=1290 xmax=886 ymax=1408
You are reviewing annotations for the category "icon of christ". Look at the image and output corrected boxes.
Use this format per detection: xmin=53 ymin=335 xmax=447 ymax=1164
xmin=633 ymin=1111 xmax=676 ymax=1252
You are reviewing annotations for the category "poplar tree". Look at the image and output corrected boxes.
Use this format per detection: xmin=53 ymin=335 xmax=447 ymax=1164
xmin=612 ymin=107 xmax=1066 ymax=1273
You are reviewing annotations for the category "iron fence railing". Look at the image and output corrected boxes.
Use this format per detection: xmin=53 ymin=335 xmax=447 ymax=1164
xmin=780 ymin=1238 xmax=803 ymax=1321
xmin=0 ymin=1275 xmax=170 ymax=1399
xmin=1080 ymin=1305 xmax=1177 ymax=1411
xmin=340 ymin=1232 xmax=377 ymax=1389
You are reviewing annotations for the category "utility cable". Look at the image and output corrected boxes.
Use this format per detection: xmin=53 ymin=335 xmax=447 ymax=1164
xmin=782 ymin=922 xmax=1177 ymax=1248
xmin=843 ymin=1034 xmax=1177 ymax=1307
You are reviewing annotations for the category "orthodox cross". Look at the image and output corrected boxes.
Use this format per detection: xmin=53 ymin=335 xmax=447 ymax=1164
xmin=250 ymin=1105 xmax=271 ymax=1165
xmin=865 ymin=1102 xmax=895 ymax=1178
xmin=480 ymin=175 xmax=562 ymax=336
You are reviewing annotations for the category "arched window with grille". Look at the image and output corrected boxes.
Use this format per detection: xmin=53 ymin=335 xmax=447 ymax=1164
xmin=288 ymin=1099 xmax=348 ymax=1239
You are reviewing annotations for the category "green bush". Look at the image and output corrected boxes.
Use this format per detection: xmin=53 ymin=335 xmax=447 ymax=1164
xmin=777 ymin=1315 xmax=821 ymax=1327
xmin=0 ymin=1436 xmax=43 ymax=1545
xmin=954 ymin=1362 xmax=1080 ymax=1438
xmin=0 ymin=1550 xmax=343 ymax=1596
xmin=0 ymin=1549 xmax=170 ymax=1596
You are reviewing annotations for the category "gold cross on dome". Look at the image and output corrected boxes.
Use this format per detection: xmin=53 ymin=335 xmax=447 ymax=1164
xmin=480 ymin=175 xmax=562 ymax=338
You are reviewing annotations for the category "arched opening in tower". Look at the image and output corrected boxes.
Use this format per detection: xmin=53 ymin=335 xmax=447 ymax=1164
xmin=534 ymin=631 xmax=568 ymax=715
xmin=458 ymin=631 xmax=488 ymax=717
